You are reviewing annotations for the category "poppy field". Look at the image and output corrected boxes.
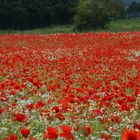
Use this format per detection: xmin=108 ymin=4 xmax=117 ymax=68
xmin=0 ymin=32 xmax=140 ymax=140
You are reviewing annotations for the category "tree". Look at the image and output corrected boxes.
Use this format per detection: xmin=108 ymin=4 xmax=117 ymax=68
xmin=74 ymin=0 xmax=111 ymax=30
xmin=44 ymin=0 xmax=79 ymax=24
xmin=0 ymin=0 xmax=79 ymax=29
xmin=0 ymin=0 xmax=27 ymax=28
xmin=111 ymin=0 xmax=126 ymax=19
xmin=74 ymin=0 xmax=125 ymax=30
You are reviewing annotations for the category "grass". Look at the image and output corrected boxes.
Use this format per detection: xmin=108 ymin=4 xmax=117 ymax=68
xmin=0 ymin=25 xmax=74 ymax=34
xmin=106 ymin=18 xmax=140 ymax=32
xmin=0 ymin=18 xmax=140 ymax=34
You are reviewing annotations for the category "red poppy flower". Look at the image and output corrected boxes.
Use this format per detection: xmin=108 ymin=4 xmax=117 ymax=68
xmin=44 ymin=127 xmax=58 ymax=139
xmin=134 ymin=121 xmax=140 ymax=130
xmin=60 ymin=125 xmax=74 ymax=140
xmin=20 ymin=128 xmax=30 ymax=138
xmin=29 ymin=138 xmax=37 ymax=140
xmin=122 ymin=129 xmax=137 ymax=140
xmin=127 ymin=96 xmax=136 ymax=102
xmin=55 ymin=113 xmax=65 ymax=121
xmin=137 ymin=131 xmax=140 ymax=140
xmin=0 ymin=107 xmax=4 ymax=114
xmin=82 ymin=126 xmax=93 ymax=136
xmin=13 ymin=113 xmax=26 ymax=122
xmin=101 ymin=133 xmax=112 ymax=140
xmin=9 ymin=134 xmax=18 ymax=140
xmin=121 ymin=103 xmax=130 ymax=111
xmin=3 ymin=134 xmax=18 ymax=140
xmin=52 ymin=106 xmax=60 ymax=113
xmin=26 ymin=104 xmax=34 ymax=111
xmin=110 ymin=115 xmax=121 ymax=124
xmin=35 ymin=101 xmax=45 ymax=109
xmin=10 ymin=90 xmax=17 ymax=96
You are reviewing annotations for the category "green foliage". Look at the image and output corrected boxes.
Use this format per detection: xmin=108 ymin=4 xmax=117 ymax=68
xmin=1 ymin=18 xmax=140 ymax=34
xmin=74 ymin=0 xmax=125 ymax=30
xmin=48 ymin=0 xmax=79 ymax=24
xmin=107 ymin=18 xmax=140 ymax=32
xmin=0 ymin=25 xmax=74 ymax=34
xmin=0 ymin=0 xmax=79 ymax=29
xmin=110 ymin=0 xmax=126 ymax=19
xmin=0 ymin=0 xmax=126 ymax=30
xmin=0 ymin=0 xmax=50 ymax=29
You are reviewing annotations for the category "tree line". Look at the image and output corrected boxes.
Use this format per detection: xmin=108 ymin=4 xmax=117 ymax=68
xmin=0 ymin=0 xmax=79 ymax=29
xmin=0 ymin=0 xmax=139 ymax=30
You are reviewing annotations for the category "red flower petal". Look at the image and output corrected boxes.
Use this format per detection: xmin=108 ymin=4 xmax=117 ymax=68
xmin=20 ymin=128 xmax=30 ymax=138
xmin=44 ymin=127 xmax=58 ymax=139
xmin=60 ymin=125 xmax=74 ymax=140
xmin=122 ymin=129 xmax=137 ymax=140
xmin=13 ymin=113 xmax=26 ymax=122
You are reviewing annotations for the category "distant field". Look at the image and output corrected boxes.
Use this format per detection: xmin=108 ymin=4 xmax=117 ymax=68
xmin=0 ymin=18 xmax=140 ymax=34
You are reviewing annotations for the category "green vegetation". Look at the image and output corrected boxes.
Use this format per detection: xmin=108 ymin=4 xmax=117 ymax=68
xmin=106 ymin=18 xmax=140 ymax=32
xmin=0 ymin=0 xmax=140 ymax=31
xmin=74 ymin=0 xmax=125 ymax=30
xmin=1 ymin=0 xmax=139 ymax=32
xmin=0 ymin=0 xmax=79 ymax=29
xmin=74 ymin=0 xmax=110 ymax=30
xmin=0 ymin=25 xmax=74 ymax=34
xmin=0 ymin=0 xmax=127 ymax=30
xmin=0 ymin=18 xmax=140 ymax=34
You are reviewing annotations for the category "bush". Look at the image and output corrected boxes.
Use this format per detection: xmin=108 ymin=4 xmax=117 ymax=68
xmin=74 ymin=0 xmax=125 ymax=30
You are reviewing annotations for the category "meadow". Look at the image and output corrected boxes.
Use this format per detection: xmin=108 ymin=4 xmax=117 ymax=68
xmin=0 ymin=32 xmax=140 ymax=140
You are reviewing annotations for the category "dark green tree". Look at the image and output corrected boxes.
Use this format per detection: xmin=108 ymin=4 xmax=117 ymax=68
xmin=46 ymin=0 xmax=79 ymax=24
xmin=74 ymin=0 xmax=125 ymax=30
xmin=0 ymin=0 xmax=79 ymax=29
xmin=74 ymin=0 xmax=111 ymax=30
xmin=0 ymin=0 xmax=27 ymax=28
xmin=111 ymin=0 xmax=126 ymax=19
